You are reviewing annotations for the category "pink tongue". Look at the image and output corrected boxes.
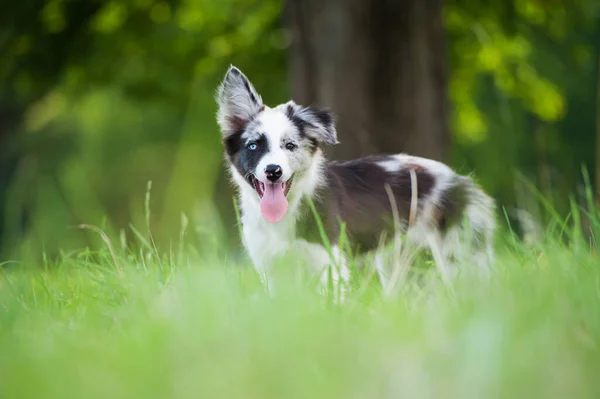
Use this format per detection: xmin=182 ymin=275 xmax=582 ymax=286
xmin=260 ymin=183 xmax=288 ymax=223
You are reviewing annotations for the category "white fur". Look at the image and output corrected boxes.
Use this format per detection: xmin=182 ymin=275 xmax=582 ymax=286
xmin=251 ymin=108 xmax=297 ymax=183
xmin=230 ymin=152 xmax=349 ymax=299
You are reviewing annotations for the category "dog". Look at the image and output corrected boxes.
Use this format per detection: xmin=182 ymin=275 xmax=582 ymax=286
xmin=215 ymin=66 xmax=496 ymax=297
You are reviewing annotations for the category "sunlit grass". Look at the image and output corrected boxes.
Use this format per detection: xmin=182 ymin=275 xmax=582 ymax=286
xmin=1 ymin=200 xmax=600 ymax=398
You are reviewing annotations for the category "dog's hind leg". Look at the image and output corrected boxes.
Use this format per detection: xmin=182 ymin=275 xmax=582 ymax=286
xmin=374 ymin=232 xmax=424 ymax=296
xmin=437 ymin=216 xmax=495 ymax=280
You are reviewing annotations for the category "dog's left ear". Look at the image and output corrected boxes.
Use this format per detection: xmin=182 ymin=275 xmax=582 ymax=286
xmin=286 ymin=102 xmax=338 ymax=145
xmin=216 ymin=66 xmax=264 ymax=137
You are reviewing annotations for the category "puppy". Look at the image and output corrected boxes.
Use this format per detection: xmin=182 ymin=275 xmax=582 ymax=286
xmin=216 ymin=66 xmax=496 ymax=296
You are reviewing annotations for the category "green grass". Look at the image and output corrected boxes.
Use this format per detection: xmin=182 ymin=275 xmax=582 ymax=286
xmin=2 ymin=211 xmax=600 ymax=399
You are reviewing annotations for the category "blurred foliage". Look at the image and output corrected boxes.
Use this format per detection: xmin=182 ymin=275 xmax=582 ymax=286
xmin=446 ymin=0 xmax=600 ymax=216
xmin=1 ymin=0 xmax=288 ymax=258
xmin=1 ymin=0 xmax=600 ymax=258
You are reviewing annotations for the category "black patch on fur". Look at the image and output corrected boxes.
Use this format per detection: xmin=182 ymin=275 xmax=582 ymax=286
xmin=435 ymin=178 xmax=469 ymax=234
xmin=285 ymin=104 xmax=336 ymax=147
xmin=296 ymin=155 xmax=436 ymax=253
xmin=224 ymin=130 xmax=270 ymax=187
xmin=286 ymin=105 xmax=318 ymax=152
xmin=223 ymin=131 xmax=243 ymax=160
xmin=305 ymin=106 xmax=336 ymax=145
xmin=243 ymin=78 xmax=258 ymax=106
xmin=309 ymin=106 xmax=333 ymax=129
xmin=286 ymin=104 xmax=306 ymax=133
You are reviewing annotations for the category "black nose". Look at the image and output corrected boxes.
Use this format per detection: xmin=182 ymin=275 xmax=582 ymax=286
xmin=265 ymin=164 xmax=283 ymax=182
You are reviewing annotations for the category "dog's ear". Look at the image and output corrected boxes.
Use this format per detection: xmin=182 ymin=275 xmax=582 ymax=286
xmin=285 ymin=102 xmax=338 ymax=146
xmin=216 ymin=66 xmax=264 ymax=137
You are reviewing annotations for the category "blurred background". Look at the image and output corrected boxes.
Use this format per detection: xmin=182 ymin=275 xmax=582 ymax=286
xmin=1 ymin=0 xmax=599 ymax=260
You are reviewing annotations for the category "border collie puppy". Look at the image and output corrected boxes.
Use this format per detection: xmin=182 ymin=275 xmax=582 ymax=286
xmin=216 ymin=66 xmax=496 ymax=295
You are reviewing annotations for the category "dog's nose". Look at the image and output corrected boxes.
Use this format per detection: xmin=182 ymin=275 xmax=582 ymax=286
xmin=265 ymin=164 xmax=283 ymax=182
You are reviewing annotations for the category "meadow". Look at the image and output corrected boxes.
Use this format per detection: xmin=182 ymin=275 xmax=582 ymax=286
xmin=2 ymin=1 xmax=600 ymax=398
xmin=1 ymin=192 xmax=600 ymax=399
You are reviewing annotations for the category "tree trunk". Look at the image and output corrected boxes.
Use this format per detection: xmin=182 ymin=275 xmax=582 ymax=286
xmin=0 ymin=102 xmax=24 ymax=255
xmin=287 ymin=0 xmax=449 ymax=162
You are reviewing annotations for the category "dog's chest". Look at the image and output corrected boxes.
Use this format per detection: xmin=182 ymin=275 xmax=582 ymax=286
xmin=241 ymin=210 xmax=296 ymax=270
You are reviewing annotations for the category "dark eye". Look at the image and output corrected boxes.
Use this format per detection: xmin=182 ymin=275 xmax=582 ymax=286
xmin=247 ymin=142 xmax=257 ymax=151
xmin=285 ymin=142 xmax=297 ymax=151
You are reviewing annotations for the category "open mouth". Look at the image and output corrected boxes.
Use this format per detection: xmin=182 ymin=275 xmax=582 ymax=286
xmin=247 ymin=174 xmax=293 ymax=223
xmin=247 ymin=174 xmax=292 ymax=198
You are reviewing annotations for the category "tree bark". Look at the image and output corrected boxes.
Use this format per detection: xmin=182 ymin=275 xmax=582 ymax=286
xmin=287 ymin=0 xmax=449 ymax=162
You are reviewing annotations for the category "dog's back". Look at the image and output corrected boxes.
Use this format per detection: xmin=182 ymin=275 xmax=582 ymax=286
xmin=296 ymin=153 xmax=496 ymax=277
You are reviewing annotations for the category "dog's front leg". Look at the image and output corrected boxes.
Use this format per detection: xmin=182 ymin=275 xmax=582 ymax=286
xmin=321 ymin=245 xmax=350 ymax=305
xmin=256 ymin=268 xmax=276 ymax=297
xmin=246 ymin=254 xmax=282 ymax=298
xmin=241 ymin=222 xmax=287 ymax=298
xmin=293 ymin=240 xmax=350 ymax=304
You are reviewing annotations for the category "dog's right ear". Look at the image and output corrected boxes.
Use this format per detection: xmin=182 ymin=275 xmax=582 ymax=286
xmin=216 ymin=66 xmax=264 ymax=137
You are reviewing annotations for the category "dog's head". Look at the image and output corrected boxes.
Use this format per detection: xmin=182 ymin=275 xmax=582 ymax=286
xmin=216 ymin=66 xmax=337 ymax=223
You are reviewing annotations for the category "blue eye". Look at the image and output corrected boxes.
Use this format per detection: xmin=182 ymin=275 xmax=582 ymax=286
xmin=248 ymin=143 xmax=257 ymax=151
